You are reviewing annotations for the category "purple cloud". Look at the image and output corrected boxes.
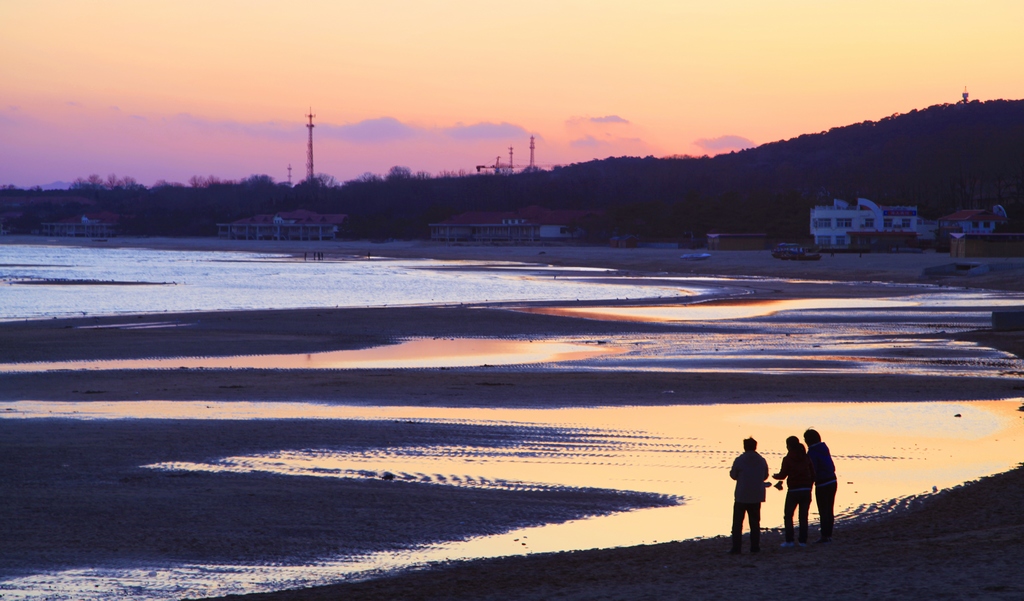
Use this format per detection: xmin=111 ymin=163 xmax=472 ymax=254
xmin=445 ymin=122 xmax=528 ymax=140
xmin=693 ymin=135 xmax=755 ymax=152
xmin=167 ymin=113 xmax=298 ymax=140
xmin=320 ymin=117 xmax=418 ymax=143
xmin=570 ymin=134 xmax=646 ymax=149
xmin=590 ymin=115 xmax=629 ymax=124
xmin=570 ymin=135 xmax=604 ymax=148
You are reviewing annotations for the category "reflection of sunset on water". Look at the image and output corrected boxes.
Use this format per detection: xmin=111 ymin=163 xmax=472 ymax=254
xmin=0 ymin=338 xmax=620 ymax=373
xmin=10 ymin=399 xmax=1020 ymax=551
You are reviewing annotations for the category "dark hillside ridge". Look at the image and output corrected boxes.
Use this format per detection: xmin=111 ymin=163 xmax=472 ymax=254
xmin=3 ymin=100 xmax=1023 ymax=240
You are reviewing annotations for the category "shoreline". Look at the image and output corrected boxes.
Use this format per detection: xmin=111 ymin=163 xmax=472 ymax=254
xmin=5 ymin=234 xmax=1024 ymax=292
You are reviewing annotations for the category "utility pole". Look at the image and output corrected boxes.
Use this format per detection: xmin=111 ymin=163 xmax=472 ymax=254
xmin=305 ymin=109 xmax=315 ymax=181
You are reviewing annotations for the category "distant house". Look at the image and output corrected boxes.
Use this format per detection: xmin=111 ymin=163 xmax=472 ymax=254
xmin=810 ymin=198 xmax=932 ymax=251
xmin=950 ymin=232 xmax=1024 ymax=258
xmin=430 ymin=206 xmax=600 ymax=244
xmin=706 ymin=233 xmax=767 ymax=251
xmin=218 ymin=210 xmax=348 ymax=241
xmin=41 ymin=212 xmax=120 ymax=237
xmin=0 ymin=211 xmax=18 ymax=235
xmin=937 ymin=206 xmax=1008 ymax=243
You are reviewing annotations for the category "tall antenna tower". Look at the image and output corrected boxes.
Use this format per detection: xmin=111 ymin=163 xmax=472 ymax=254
xmin=508 ymin=146 xmax=514 ymax=171
xmin=305 ymin=109 xmax=316 ymax=181
xmin=961 ymin=87 xmax=969 ymax=104
xmin=287 ymin=164 xmax=292 ymax=186
xmin=529 ymin=136 xmax=535 ymax=169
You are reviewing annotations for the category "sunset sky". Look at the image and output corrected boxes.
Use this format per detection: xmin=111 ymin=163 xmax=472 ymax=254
xmin=3 ymin=0 xmax=1023 ymax=187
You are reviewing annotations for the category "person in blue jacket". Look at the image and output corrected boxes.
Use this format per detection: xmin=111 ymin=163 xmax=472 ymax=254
xmin=728 ymin=437 xmax=769 ymax=554
xmin=804 ymin=428 xmax=837 ymax=543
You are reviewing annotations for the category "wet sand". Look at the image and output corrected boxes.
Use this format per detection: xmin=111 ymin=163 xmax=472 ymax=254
xmin=203 ymin=464 xmax=1024 ymax=601
xmin=2 ymin=236 xmax=1023 ymax=599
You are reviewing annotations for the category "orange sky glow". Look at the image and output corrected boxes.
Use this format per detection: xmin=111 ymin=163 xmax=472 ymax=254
xmin=2 ymin=0 xmax=1023 ymax=186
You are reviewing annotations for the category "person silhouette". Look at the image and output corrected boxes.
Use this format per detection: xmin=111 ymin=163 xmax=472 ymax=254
xmin=804 ymin=428 xmax=837 ymax=543
xmin=728 ymin=437 xmax=769 ymax=554
xmin=773 ymin=435 xmax=815 ymax=547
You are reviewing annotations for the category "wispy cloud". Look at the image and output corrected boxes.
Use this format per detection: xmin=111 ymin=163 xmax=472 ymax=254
xmin=320 ymin=117 xmax=419 ymax=143
xmin=693 ymin=135 xmax=755 ymax=152
xmin=167 ymin=113 xmax=299 ymax=141
xmin=590 ymin=115 xmax=629 ymax=124
xmin=570 ymin=134 xmax=646 ymax=150
xmin=444 ymin=121 xmax=528 ymax=140
xmin=570 ymin=135 xmax=604 ymax=148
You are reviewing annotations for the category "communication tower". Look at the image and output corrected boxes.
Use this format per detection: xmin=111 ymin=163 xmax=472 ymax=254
xmin=305 ymin=109 xmax=316 ymax=181
xmin=961 ymin=87 xmax=969 ymax=104
xmin=529 ymin=136 xmax=535 ymax=169
xmin=287 ymin=164 xmax=292 ymax=186
xmin=509 ymin=146 xmax=514 ymax=170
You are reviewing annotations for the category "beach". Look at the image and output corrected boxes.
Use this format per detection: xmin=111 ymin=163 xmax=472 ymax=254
xmin=1 ymin=236 xmax=1023 ymax=600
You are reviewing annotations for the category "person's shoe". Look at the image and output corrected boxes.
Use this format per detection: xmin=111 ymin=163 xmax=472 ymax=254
xmin=797 ymin=542 xmax=807 ymax=547
xmin=780 ymin=542 xmax=796 ymax=548
xmin=727 ymin=548 xmax=741 ymax=555
xmin=814 ymin=537 xmax=832 ymax=544
xmin=750 ymin=548 xmax=760 ymax=554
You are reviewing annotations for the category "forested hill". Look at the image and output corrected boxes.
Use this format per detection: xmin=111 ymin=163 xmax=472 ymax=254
xmin=4 ymin=99 xmax=1024 ymax=240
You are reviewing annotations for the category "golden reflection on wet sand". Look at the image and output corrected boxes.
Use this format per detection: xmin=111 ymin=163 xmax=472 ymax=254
xmin=0 ymin=338 xmax=620 ymax=373
xmin=516 ymin=298 xmax=914 ymax=322
xmin=3 ymin=399 xmax=1021 ymax=601
xmin=10 ymin=399 xmax=1020 ymax=547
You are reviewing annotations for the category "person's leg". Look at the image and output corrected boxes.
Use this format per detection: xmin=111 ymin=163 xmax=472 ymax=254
xmin=783 ymin=491 xmax=796 ymax=543
xmin=797 ymin=490 xmax=811 ymax=544
xmin=816 ymin=482 xmax=837 ymax=540
xmin=731 ymin=502 xmax=746 ymax=552
xmin=748 ymin=503 xmax=761 ymax=552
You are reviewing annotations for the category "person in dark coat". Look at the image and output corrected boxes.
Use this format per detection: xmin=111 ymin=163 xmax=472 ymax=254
xmin=728 ymin=437 xmax=770 ymax=554
xmin=773 ymin=435 xmax=815 ymax=547
xmin=804 ymin=428 xmax=837 ymax=543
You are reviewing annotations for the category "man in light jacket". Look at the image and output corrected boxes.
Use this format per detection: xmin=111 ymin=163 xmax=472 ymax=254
xmin=729 ymin=437 xmax=770 ymax=554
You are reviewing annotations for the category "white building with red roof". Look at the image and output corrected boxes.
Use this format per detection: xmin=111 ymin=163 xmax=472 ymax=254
xmin=809 ymin=198 xmax=935 ymax=251
xmin=218 ymin=210 xmax=348 ymax=240
xmin=430 ymin=206 xmax=601 ymax=244
xmin=937 ymin=206 xmax=1008 ymax=238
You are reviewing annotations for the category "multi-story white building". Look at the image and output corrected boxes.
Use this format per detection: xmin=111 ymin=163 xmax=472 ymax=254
xmin=810 ymin=198 xmax=933 ymax=250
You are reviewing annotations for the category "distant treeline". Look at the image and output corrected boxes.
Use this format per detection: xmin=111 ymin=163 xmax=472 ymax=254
xmin=4 ymin=99 xmax=1024 ymax=240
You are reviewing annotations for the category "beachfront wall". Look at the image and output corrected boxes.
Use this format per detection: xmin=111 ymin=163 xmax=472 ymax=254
xmin=217 ymin=210 xmax=347 ymax=241
xmin=41 ymin=213 xmax=120 ymax=237
xmin=706 ymin=233 xmax=767 ymax=251
xmin=430 ymin=206 xmax=599 ymax=244
xmin=847 ymin=231 xmax=919 ymax=252
xmin=950 ymin=233 xmax=1024 ymax=258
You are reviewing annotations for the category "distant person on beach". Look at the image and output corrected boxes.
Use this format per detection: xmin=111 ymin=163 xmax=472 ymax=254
xmin=729 ymin=437 xmax=769 ymax=554
xmin=805 ymin=428 xmax=837 ymax=543
xmin=773 ymin=435 xmax=815 ymax=547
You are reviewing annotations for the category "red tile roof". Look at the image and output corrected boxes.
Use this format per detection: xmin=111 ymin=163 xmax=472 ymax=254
xmin=938 ymin=210 xmax=1007 ymax=222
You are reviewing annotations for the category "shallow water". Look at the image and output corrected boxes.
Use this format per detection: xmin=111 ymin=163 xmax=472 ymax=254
xmin=2 ymin=399 xmax=1022 ymax=600
xmin=0 ymin=246 xmax=695 ymax=320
